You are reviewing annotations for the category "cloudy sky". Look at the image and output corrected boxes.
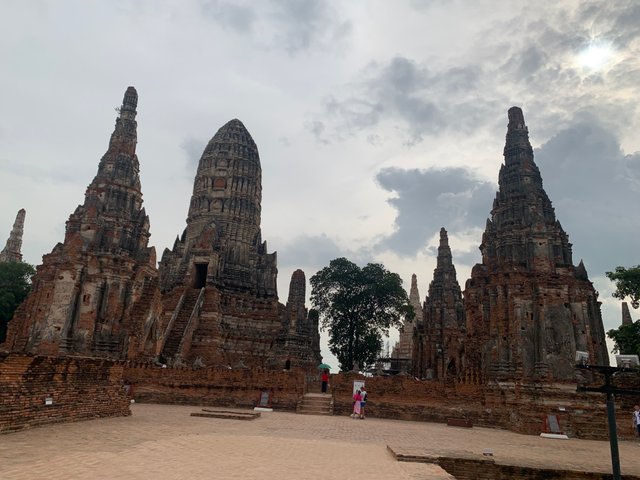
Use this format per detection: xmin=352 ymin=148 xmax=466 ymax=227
xmin=1 ymin=0 xmax=639 ymax=366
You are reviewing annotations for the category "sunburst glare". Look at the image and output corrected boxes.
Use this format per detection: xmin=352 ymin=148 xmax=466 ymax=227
xmin=578 ymin=41 xmax=614 ymax=70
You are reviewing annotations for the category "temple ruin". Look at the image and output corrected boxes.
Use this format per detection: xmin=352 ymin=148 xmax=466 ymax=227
xmin=391 ymin=274 xmax=420 ymax=372
xmin=0 ymin=89 xmax=631 ymax=441
xmin=156 ymin=119 xmax=320 ymax=369
xmin=412 ymin=228 xmax=466 ymax=380
xmin=2 ymin=89 xmax=320 ymax=371
xmin=3 ymin=88 xmax=162 ymax=359
xmin=463 ymin=107 xmax=609 ymax=381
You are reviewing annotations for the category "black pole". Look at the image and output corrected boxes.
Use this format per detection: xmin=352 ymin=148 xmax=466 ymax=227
xmin=576 ymin=363 xmax=640 ymax=479
xmin=604 ymin=372 xmax=621 ymax=480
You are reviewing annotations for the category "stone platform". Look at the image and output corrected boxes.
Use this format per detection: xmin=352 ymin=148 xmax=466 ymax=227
xmin=190 ymin=408 xmax=261 ymax=420
xmin=1 ymin=404 xmax=638 ymax=480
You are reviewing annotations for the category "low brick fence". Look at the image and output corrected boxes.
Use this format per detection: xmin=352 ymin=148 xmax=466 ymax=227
xmin=123 ymin=363 xmax=307 ymax=411
xmin=0 ymin=353 xmax=130 ymax=433
xmin=329 ymin=373 xmax=637 ymax=440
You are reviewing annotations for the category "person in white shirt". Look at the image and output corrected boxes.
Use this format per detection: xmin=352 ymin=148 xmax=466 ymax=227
xmin=359 ymin=386 xmax=367 ymax=419
xmin=633 ymin=404 xmax=640 ymax=438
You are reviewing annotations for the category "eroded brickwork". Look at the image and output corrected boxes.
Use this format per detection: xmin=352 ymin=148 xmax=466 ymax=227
xmin=327 ymin=372 xmax=635 ymax=440
xmin=123 ymin=362 xmax=305 ymax=410
xmin=3 ymin=88 xmax=162 ymax=360
xmin=463 ymin=108 xmax=608 ymax=382
xmin=0 ymin=353 xmax=130 ymax=432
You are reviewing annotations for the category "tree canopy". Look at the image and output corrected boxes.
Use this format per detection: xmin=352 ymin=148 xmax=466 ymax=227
xmin=0 ymin=261 xmax=35 ymax=343
xmin=310 ymin=257 xmax=413 ymax=371
xmin=606 ymin=265 xmax=640 ymax=309
xmin=607 ymin=320 xmax=640 ymax=356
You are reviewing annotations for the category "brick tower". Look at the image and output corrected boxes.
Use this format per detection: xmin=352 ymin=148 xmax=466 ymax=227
xmin=413 ymin=228 xmax=465 ymax=380
xmin=463 ymin=107 xmax=608 ymax=381
xmin=157 ymin=120 xmax=317 ymax=369
xmin=3 ymin=87 xmax=162 ymax=359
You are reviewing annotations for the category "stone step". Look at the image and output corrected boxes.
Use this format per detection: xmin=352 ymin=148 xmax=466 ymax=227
xmin=297 ymin=409 xmax=332 ymax=416
xmin=297 ymin=393 xmax=333 ymax=416
xmin=300 ymin=398 xmax=332 ymax=406
xmin=161 ymin=288 xmax=201 ymax=358
xmin=191 ymin=408 xmax=260 ymax=421
xmin=298 ymin=402 xmax=331 ymax=407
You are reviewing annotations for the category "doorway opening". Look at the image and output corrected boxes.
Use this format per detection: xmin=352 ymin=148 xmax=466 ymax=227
xmin=193 ymin=263 xmax=208 ymax=288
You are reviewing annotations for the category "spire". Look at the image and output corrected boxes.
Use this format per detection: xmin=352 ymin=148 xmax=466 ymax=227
xmin=504 ymin=106 xmax=533 ymax=162
xmin=67 ymin=86 xmax=148 ymax=254
xmin=409 ymin=273 xmax=422 ymax=317
xmin=575 ymin=260 xmax=588 ymax=281
xmin=480 ymin=107 xmax=572 ymax=272
xmin=437 ymin=227 xmax=453 ymax=268
xmin=622 ymin=302 xmax=633 ymax=326
xmin=105 ymin=87 xmax=138 ymax=157
xmin=0 ymin=209 xmax=26 ymax=263
xmin=427 ymin=227 xmax=463 ymax=312
xmin=287 ymin=269 xmax=306 ymax=306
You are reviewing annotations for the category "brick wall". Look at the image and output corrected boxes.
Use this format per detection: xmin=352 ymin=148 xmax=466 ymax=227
xmin=123 ymin=363 xmax=306 ymax=410
xmin=437 ymin=456 xmax=639 ymax=480
xmin=0 ymin=353 xmax=130 ymax=433
xmin=329 ymin=373 xmax=637 ymax=440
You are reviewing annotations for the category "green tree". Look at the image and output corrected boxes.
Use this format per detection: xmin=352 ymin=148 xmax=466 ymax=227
xmin=0 ymin=262 xmax=35 ymax=343
xmin=606 ymin=265 xmax=640 ymax=309
xmin=607 ymin=320 xmax=640 ymax=356
xmin=310 ymin=257 xmax=413 ymax=371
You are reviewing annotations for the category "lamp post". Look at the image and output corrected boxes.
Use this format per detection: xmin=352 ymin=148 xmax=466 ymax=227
xmin=575 ymin=363 xmax=640 ymax=480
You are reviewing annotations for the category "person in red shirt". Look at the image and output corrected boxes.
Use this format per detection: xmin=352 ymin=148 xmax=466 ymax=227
xmin=321 ymin=369 xmax=329 ymax=393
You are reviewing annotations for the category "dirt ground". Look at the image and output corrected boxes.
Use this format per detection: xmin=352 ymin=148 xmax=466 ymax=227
xmin=0 ymin=404 xmax=638 ymax=480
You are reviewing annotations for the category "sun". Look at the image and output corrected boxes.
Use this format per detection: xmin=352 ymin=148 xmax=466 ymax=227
xmin=578 ymin=41 xmax=613 ymax=70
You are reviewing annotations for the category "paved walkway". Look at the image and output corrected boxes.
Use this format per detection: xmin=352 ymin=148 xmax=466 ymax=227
xmin=0 ymin=404 xmax=638 ymax=479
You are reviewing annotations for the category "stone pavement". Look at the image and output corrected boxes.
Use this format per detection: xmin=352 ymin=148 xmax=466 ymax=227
xmin=0 ymin=404 xmax=638 ymax=479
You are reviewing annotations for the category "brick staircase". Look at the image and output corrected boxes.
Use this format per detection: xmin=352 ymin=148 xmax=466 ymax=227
xmin=161 ymin=288 xmax=202 ymax=359
xmin=297 ymin=393 xmax=333 ymax=416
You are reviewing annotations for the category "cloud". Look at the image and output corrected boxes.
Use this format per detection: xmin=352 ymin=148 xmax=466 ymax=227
xmin=535 ymin=119 xmax=640 ymax=276
xmin=276 ymin=233 xmax=344 ymax=272
xmin=375 ymin=166 xmax=495 ymax=256
xmin=200 ymin=0 xmax=256 ymax=33
xmin=270 ymin=0 xmax=352 ymax=54
xmin=199 ymin=0 xmax=351 ymax=55
xmin=309 ymin=2 xmax=640 ymax=147
xmin=180 ymin=137 xmax=206 ymax=172
xmin=313 ymin=56 xmax=498 ymax=144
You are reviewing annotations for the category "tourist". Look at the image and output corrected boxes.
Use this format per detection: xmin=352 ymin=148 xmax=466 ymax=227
xmin=359 ymin=385 xmax=367 ymax=419
xmin=633 ymin=404 xmax=640 ymax=438
xmin=351 ymin=389 xmax=362 ymax=418
xmin=321 ymin=369 xmax=329 ymax=393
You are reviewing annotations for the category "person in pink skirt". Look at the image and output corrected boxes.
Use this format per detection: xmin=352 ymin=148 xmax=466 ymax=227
xmin=351 ymin=390 xmax=362 ymax=418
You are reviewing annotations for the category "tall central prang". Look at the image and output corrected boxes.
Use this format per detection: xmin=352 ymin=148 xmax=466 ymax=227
xmin=159 ymin=119 xmax=277 ymax=295
xmin=156 ymin=119 xmax=319 ymax=369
